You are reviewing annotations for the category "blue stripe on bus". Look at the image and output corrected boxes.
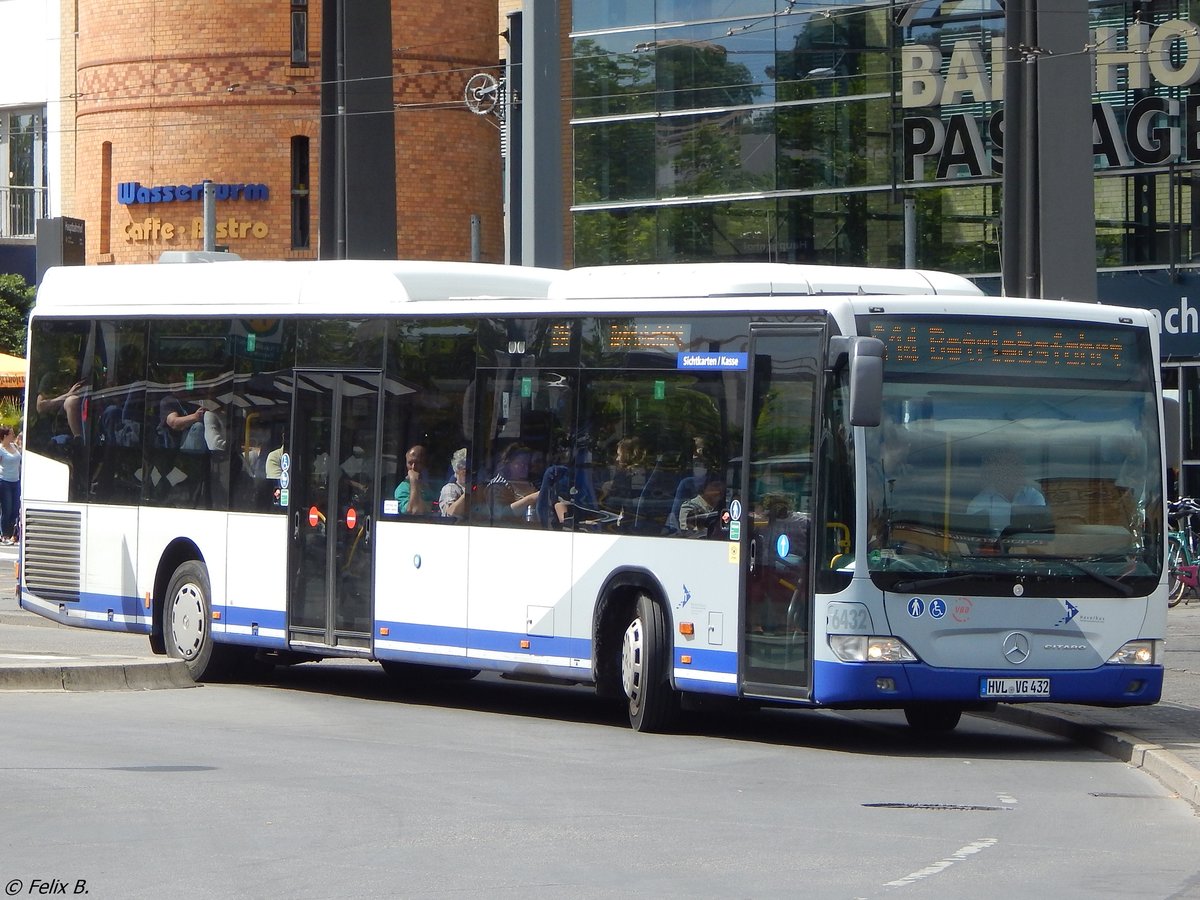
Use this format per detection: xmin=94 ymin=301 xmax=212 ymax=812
xmin=20 ymin=588 xmax=152 ymax=633
xmin=675 ymin=647 xmax=737 ymax=674
xmin=376 ymin=620 xmax=591 ymax=660
xmin=811 ymin=659 xmax=1164 ymax=706
xmin=213 ymin=604 xmax=291 ymax=649
xmin=218 ymin=606 xmax=286 ymax=635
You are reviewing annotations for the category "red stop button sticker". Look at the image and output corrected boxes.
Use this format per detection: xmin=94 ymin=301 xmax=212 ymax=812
xmin=346 ymin=508 xmax=357 ymax=529
xmin=308 ymin=506 xmax=320 ymax=527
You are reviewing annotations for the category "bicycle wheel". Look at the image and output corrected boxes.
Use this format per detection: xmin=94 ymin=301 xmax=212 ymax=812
xmin=1168 ymin=538 xmax=1187 ymax=607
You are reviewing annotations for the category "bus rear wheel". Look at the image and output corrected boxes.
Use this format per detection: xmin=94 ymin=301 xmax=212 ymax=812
xmin=903 ymin=705 xmax=962 ymax=733
xmin=621 ymin=593 xmax=677 ymax=732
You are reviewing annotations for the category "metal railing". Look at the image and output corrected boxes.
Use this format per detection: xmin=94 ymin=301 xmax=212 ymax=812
xmin=0 ymin=186 xmax=49 ymax=238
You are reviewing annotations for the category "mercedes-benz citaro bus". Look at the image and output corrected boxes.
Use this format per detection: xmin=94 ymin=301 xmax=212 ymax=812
xmin=19 ymin=259 xmax=1166 ymax=732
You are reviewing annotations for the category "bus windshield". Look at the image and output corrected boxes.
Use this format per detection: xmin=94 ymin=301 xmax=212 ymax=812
xmin=862 ymin=315 xmax=1163 ymax=598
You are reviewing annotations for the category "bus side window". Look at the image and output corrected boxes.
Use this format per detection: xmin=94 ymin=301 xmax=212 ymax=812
xmin=29 ymin=319 xmax=96 ymax=502
xmin=384 ymin=317 xmax=477 ymax=522
xmin=229 ymin=321 xmax=296 ymax=514
xmin=90 ymin=324 xmax=148 ymax=505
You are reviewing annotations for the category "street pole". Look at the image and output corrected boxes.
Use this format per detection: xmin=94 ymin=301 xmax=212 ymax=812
xmin=1001 ymin=0 xmax=1026 ymax=297
xmin=1022 ymin=36 xmax=1039 ymax=299
xmin=202 ymin=181 xmax=216 ymax=252
xmin=334 ymin=0 xmax=347 ymax=260
xmin=903 ymin=196 xmax=916 ymax=268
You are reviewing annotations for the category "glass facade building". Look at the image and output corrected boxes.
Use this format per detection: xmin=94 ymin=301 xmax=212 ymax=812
xmin=569 ymin=0 xmax=1199 ymax=275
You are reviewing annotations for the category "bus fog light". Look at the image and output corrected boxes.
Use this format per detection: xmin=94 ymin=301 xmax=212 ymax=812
xmin=1107 ymin=640 xmax=1161 ymax=665
xmin=829 ymin=635 xmax=917 ymax=663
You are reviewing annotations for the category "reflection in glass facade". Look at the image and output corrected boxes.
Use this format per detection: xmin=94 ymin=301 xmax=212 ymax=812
xmin=569 ymin=0 xmax=1197 ymax=276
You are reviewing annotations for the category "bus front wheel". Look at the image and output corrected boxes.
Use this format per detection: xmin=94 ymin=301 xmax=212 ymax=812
xmin=621 ymin=593 xmax=677 ymax=732
xmin=164 ymin=560 xmax=216 ymax=680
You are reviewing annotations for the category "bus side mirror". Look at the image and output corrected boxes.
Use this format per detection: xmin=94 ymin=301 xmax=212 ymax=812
xmin=830 ymin=336 xmax=884 ymax=427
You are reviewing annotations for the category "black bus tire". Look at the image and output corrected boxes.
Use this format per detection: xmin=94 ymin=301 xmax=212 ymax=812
xmin=621 ymin=592 xmax=677 ymax=732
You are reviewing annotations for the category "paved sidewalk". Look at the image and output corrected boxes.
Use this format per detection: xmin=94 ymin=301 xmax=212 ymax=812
xmin=0 ymin=546 xmax=193 ymax=691
xmin=0 ymin=540 xmax=1197 ymax=808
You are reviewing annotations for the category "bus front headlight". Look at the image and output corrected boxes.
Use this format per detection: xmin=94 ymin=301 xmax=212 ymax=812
xmin=1106 ymin=640 xmax=1161 ymax=665
xmin=829 ymin=635 xmax=919 ymax=663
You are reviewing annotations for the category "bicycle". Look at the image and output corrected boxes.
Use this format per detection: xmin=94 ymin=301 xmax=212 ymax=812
xmin=1167 ymin=497 xmax=1200 ymax=607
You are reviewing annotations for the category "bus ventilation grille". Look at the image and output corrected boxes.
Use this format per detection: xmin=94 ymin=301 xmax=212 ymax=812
xmin=24 ymin=508 xmax=82 ymax=603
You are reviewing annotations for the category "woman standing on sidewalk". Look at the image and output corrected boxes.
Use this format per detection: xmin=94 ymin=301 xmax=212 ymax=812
xmin=0 ymin=426 xmax=21 ymax=543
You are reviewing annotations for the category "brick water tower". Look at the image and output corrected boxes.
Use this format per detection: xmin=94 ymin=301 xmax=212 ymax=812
xmin=63 ymin=0 xmax=504 ymax=264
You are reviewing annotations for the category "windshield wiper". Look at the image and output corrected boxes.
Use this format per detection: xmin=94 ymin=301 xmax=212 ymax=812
xmin=1031 ymin=556 xmax=1137 ymax=597
xmin=893 ymin=558 xmax=1137 ymax=597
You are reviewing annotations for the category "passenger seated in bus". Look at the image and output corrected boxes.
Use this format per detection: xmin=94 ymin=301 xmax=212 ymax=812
xmin=690 ymin=436 xmax=711 ymax=481
xmin=35 ymin=371 xmax=85 ymax=442
xmin=394 ymin=443 xmax=438 ymax=514
xmin=438 ymin=448 xmax=470 ymax=520
xmin=159 ymin=391 xmax=206 ymax=450
xmin=536 ymin=436 xmax=607 ymax=528
xmin=967 ymin=449 xmax=1046 ymax=534
xmin=260 ymin=432 xmax=287 ymax=508
xmin=484 ymin=443 xmax=540 ymax=522
xmin=599 ymin=437 xmax=647 ymax=522
xmin=265 ymin=434 xmax=286 ymax=479
xmin=200 ymin=392 xmax=235 ymax=507
xmin=678 ymin=474 xmax=727 ymax=536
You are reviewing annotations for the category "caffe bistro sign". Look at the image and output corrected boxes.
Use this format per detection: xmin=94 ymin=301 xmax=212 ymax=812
xmin=903 ymin=19 xmax=1200 ymax=180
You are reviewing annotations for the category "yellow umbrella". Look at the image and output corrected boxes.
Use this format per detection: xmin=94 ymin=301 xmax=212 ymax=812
xmin=0 ymin=353 xmax=26 ymax=389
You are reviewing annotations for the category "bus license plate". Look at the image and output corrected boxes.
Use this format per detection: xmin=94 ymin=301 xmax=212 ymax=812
xmin=981 ymin=677 xmax=1050 ymax=698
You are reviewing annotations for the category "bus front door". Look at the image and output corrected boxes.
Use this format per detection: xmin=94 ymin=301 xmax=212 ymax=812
xmin=741 ymin=328 xmax=821 ymax=700
xmin=287 ymin=370 xmax=381 ymax=653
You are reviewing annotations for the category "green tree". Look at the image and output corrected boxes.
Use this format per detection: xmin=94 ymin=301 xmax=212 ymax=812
xmin=0 ymin=274 xmax=34 ymax=356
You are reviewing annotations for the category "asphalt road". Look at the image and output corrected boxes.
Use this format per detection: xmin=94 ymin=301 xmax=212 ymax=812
xmin=3 ymin=661 xmax=1199 ymax=899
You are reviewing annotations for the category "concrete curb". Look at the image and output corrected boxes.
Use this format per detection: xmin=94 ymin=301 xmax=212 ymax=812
xmin=0 ymin=658 xmax=195 ymax=692
xmin=984 ymin=705 xmax=1200 ymax=812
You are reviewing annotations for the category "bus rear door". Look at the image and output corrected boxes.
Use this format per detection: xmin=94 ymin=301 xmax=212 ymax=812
xmin=287 ymin=370 xmax=381 ymax=653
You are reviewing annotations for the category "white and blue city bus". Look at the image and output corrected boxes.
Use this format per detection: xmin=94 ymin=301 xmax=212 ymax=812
xmin=19 ymin=260 xmax=1166 ymax=731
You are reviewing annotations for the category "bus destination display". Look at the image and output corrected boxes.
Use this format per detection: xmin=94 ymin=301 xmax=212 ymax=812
xmin=604 ymin=322 xmax=691 ymax=353
xmin=868 ymin=317 xmax=1142 ymax=379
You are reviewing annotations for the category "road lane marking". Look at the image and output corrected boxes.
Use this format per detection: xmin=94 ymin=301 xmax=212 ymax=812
xmin=884 ymin=837 xmax=999 ymax=887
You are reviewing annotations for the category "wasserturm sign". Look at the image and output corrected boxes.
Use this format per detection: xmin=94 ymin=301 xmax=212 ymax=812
xmin=118 ymin=181 xmax=269 ymax=204
xmin=903 ymin=19 xmax=1200 ymax=180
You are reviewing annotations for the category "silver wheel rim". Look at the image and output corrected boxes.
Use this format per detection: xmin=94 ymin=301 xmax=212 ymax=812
xmin=621 ymin=615 xmax=644 ymax=707
xmin=169 ymin=582 xmax=205 ymax=660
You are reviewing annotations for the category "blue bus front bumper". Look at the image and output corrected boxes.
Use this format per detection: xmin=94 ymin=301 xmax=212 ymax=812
xmin=811 ymin=658 xmax=1163 ymax=707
